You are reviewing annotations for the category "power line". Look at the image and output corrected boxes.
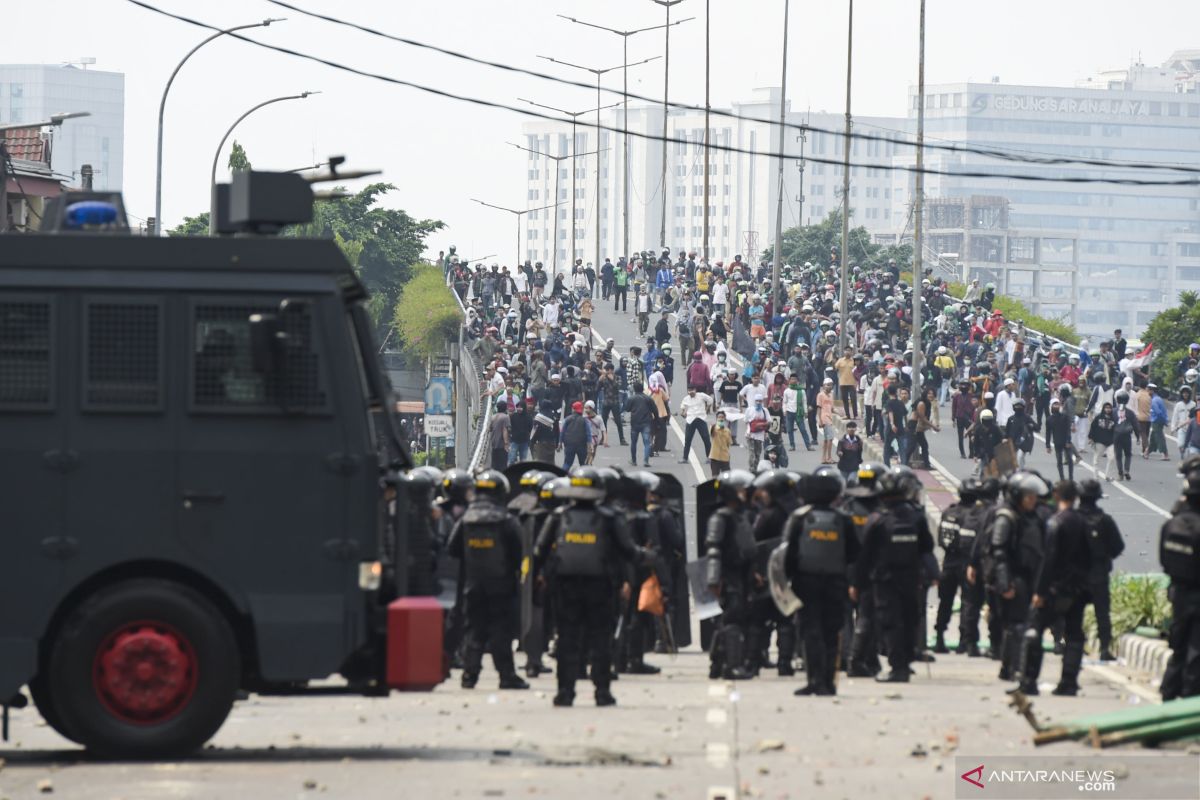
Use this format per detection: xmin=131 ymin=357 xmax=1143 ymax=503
xmin=127 ymin=0 xmax=1200 ymax=188
xmin=262 ymin=0 xmax=1200 ymax=178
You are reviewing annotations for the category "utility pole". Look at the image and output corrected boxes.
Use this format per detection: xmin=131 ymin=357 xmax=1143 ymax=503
xmin=837 ymin=0 xmax=854 ymax=350
xmin=796 ymin=129 xmax=807 ymax=228
xmin=471 ymin=198 xmax=558 ymax=268
xmin=703 ymin=0 xmax=711 ymax=263
xmin=538 ymin=56 xmax=658 ymax=275
xmin=556 ymin=14 xmax=692 ymax=262
xmin=652 ymin=0 xmax=686 ymax=250
xmin=771 ymin=0 xmax=791 ymax=313
xmin=81 ymin=164 xmax=94 ymax=190
xmin=911 ymin=0 xmax=927 ymax=393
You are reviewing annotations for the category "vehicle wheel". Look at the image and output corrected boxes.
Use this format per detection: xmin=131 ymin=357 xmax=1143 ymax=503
xmin=28 ymin=672 xmax=81 ymax=744
xmin=47 ymin=579 xmax=240 ymax=758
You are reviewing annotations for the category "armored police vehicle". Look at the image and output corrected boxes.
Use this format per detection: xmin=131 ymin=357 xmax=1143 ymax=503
xmin=0 ymin=170 xmax=443 ymax=757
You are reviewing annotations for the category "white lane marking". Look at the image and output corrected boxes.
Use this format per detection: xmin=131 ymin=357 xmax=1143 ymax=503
xmin=705 ymin=741 xmax=730 ymax=768
xmin=706 ymin=707 xmax=728 ymax=726
xmin=707 ymin=684 xmax=729 ymax=698
xmin=589 ymin=323 xmax=708 ymax=484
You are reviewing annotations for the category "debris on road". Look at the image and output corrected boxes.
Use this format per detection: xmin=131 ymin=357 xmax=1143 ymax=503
xmin=754 ymin=739 xmax=785 ymax=753
xmin=36 ymin=779 xmax=53 ymax=794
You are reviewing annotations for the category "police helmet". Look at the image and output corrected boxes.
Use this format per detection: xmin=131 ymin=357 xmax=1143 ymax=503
xmin=958 ymin=476 xmax=981 ymax=503
xmin=631 ymin=469 xmax=662 ymax=495
xmin=753 ymin=468 xmax=797 ymax=500
xmin=409 ymin=465 xmax=444 ymax=489
xmin=1077 ymin=478 xmax=1103 ymax=502
xmin=804 ymin=466 xmax=845 ymax=506
xmin=978 ymin=477 xmax=1002 ymax=500
xmin=851 ymin=461 xmax=886 ymax=496
xmin=564 ymin=465 xmax=607 ymax=502
xmin=714 ymin=469 xmax=755 ymax=504
xmin=890 ymin=465 xmax=923 ymax=503
xmin=1005 ymin=471 xmax=1049 ymax=506
xmin=441 ymin=468 xmax=475 ymax=503
xmin=539 ymin=477 xmax=572 ymax=510
xmin=1180 ymin=456 xmax=1200 ymax=498
xmin=518 ymin=469 xmax=555 ymax=493
xmin=473 ymin=470 xmax=510 ymax=502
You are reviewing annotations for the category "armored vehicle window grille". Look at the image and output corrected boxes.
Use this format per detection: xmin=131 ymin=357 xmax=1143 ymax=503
xmin=0 ymin=300 xmax=53 ymax=410
xmin=193 ymin=304 xmax=328 ymax=412
xmin=84 ymin=300 xmax=163 ymax=410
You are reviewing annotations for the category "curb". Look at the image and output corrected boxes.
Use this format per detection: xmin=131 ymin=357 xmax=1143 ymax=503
xmin=1114 ymin=632 xmax=1170 ymax=683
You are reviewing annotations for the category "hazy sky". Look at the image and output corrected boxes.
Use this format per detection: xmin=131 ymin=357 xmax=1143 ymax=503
xmin=4 ymin=0 xmax=1197 ymax=257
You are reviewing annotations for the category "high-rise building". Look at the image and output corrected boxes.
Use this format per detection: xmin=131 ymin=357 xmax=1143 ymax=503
xmin=0 ymin=63 xmax=124 ymax=191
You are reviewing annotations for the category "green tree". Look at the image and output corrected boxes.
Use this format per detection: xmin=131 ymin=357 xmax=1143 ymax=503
xmin=763 ymin=208 xmax=909 ymax=270
xmin=945 ymin=281 xmax=1079 ymax=342
xmin=1143 ymin=290 xmax=1200 ymax=387
xmin=167 ymin=212 xmax=209 ymax=237
xmin=392 ymin=262 xmax=461 ymax=360
xmin=286 ymin=182 xmax=444 ymax=339
xmin=227 ymin=140 xmax=252 ymax=173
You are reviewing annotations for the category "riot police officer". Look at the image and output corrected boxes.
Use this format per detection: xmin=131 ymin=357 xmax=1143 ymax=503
xmin=1077 ymin=479 xmax=1125 ymax=661
xmin=705 ymin=469 xmax=758 ymax=681
xmin=446 ymin=470 xmax=530 ymax=690
xmin=933 ymin=479 xmax=982 ymax=654
xmin=965 ymin=478 xmax=1003 ymax=658
xmin=986 ymin=471 xmax=1049 ymax=682
xmin=853 ymin=466 xmax=935 ymax=683
xmin=534 ymin=466 xmax=648 ymax=707
xmin=784 ymin=466 xmax=859 ymax=695
xmin=509 ymin=470 xmax=558 ymax=678
xmin=1160 ymin=457 xmax=1200 ymax=700
xmin=1016 ymin=480 xmax=1090 ymax=696
xmin=749 ymin=469 xmax=801 ymax=676
xmin=844 ymin=462 xmax=884 ymax=677
xmin=617 ymin=471 xmax=666 ymax=675
xmin=647 ymin=474 xmax=690 ymax=652
xmin=438 ymin=467 xmax=475 ymax=670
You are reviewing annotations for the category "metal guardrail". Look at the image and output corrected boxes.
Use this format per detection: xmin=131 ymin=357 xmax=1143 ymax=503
xmin=448 ymin=276 xmax=492 ymax=472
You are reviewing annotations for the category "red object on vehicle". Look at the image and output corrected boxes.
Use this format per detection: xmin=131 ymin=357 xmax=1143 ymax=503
xmin=386 ymin=597 xmax=444 ymax=691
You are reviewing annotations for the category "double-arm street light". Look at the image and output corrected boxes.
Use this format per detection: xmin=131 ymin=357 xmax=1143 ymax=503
xmin=518 ymin=98 xmax=618 ymax=275
xmin=471 ymin=198 xmax=560 ymax=268
xmin=155 ymin=17 xmax=283 ymax=235
xmin=508 ymin=141 xmax=606 ymax=276
xmin=537 ymin=54 xmax=660 ymax=278
xmin=209 ymin=92 xmax=317 ymax=234
xmin=556 ymin=13 xmax=693 ymax=263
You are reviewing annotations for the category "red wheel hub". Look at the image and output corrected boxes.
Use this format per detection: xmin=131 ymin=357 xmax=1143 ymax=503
xmin=92 ymin=621 xmax=198 ymax=724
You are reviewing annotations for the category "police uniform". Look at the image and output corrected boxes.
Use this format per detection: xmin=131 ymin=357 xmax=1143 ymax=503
xmin=986 ymin=479 xmax=1047 ymax=681
xmin=706 ymin=502 xmax=758 ymax=680
xmin=785 ymin=485 xmax=859 ymax=695
xmin=650 ymin=497 xmax=691 ymax=651
xmin=854 ymin=481 xmax=934 ymax=682
xmin=843 ymin=486 xmax=881 ymax=676
xmin=749 ymin=495 xmax=799 ymax=676
xmin=1077 ymin=487 xmax=1125 ymax=660
xmin=1160 ymin=468 xmax=1200 ymax=700
xmin=534 ymin=472 xmax=645 ymax=706
xmin=508 ymin=475 xmax=554 ymax=678
xmin=933 ymin=485 xmax=981 ymax=653
xmin=446 ymin=497 xmax=527 ymax=688
xmin=1017 ymin=497 xmax=1089 ymax=695
xmin=619 ymin=500 xmax=666 ymax=674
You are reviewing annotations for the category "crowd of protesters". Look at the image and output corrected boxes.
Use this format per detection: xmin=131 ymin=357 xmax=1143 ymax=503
xmin=445 ymin=244 xmax=1196 ymax=483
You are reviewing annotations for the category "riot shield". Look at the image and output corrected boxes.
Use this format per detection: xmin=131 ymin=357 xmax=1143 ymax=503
xmin=692 ymin=479 xmax=721 ymax=650
xmin=652 ymin=472 xmax=691 ymax=649
xmin=768 ymin=542 xmax=802 ymax=616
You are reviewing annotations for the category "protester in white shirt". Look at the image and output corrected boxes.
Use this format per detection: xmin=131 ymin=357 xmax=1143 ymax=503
xmin=678 ymin=387 xmax=714 ymax=462
xmin=995 ymin=378 xmax=1016 ymax=427
xmin=541 ymin=298 xmax=560 ymax=326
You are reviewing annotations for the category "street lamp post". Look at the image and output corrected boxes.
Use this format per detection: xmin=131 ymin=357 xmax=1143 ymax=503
xmin=519 ymin=98 xmax=616 ymax=276
xmin=651 ymin=0 xmax=687 ymax=250
xmin=771 ymin=0 xmax=791 ymax=317
xmin=508 ymin=141 xmax=606 ymax=276
xmin=471 ymin=199 xmax=559 ymax=268
xmin=538 ymin=55 xmax=660 ymax=278
xmin=838 ymin=0 xmax=855 ymax=351
xmin=911 ymin=0 xmax=928 ymax=393
xmin=155 ymin=17 xmax=282 ymax=236
xmin=209 ymin=92 xmax=316 ymax=234
xmin=556 ymin=14 xmax=693 ymax=263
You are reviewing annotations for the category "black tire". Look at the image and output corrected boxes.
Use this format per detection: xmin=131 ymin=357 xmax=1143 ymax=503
xmin=47 ymin=578 xmax=240 ymax=758
xmin=28 ymin=672 xmax=81 ymax=744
